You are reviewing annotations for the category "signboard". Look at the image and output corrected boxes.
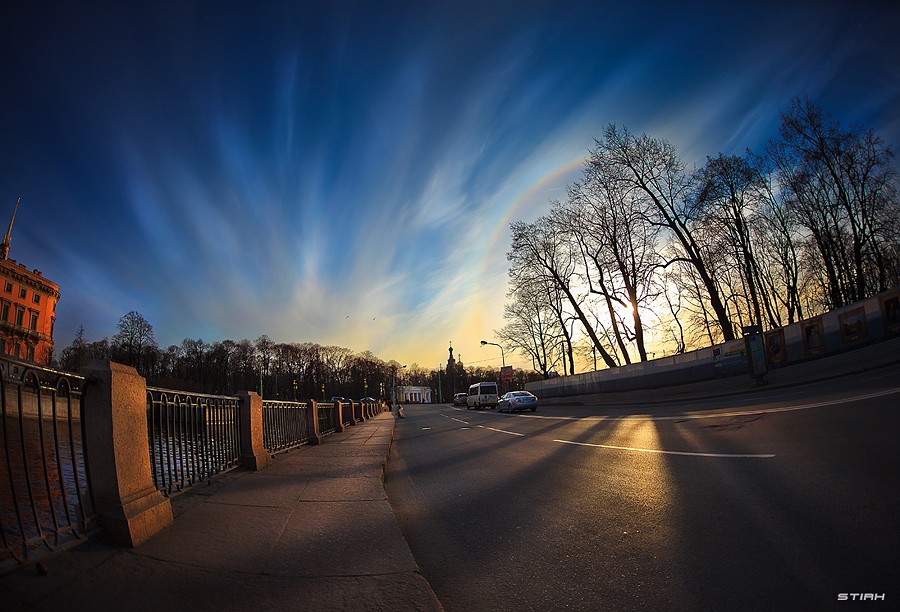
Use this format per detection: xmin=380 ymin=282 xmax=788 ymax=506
xmin=500 ymin=365 xmax=513 ymax=380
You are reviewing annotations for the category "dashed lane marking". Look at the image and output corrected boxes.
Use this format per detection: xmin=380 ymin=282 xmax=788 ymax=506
xmin=477 ymin=425 xmax=525 ymax=437
xmin=440 ymin=414 xmax=523 ymax=436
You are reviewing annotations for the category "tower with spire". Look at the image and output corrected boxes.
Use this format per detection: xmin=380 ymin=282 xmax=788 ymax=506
xmin=445 ymin=341 xmax=458 ymax=396
xmin=0 ymin=197 xmax=60 ymax=365
xmin=0 ymin=196 xmax=20 ymax=260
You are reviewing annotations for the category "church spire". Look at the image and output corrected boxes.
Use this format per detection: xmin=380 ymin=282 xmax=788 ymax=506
xmin=446 ymin=341 xmax=456 ymax=371
xmin=0 ymin=196 xmax=21 ymax=260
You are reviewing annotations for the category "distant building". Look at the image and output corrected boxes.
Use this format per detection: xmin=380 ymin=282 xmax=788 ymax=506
xmin=395 ymin=385 xmax=432 ymax=404
xmin=0 ymin=198 xmax=59 ymax=365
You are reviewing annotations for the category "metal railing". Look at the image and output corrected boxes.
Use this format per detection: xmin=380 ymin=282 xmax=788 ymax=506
xmin=341 ymin=401 xmax=355 ymax=427
xmin=262 ymin=400 xmax=310 ymax=454
xmin=1 ymin=357 xmax=95 ymax=571
xmin=317 ymin=402 xmax=337 ymax=436
xmin=146 ymin=387 xmax=241 ymax=497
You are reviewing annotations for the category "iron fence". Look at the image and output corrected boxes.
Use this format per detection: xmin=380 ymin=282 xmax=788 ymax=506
xmin=341 ymin=401 xmax=354 ymax=427
xmin=1 ymin=357 xmax=95 ymax=571
xmin=146 ymin=387 xmax=241 ymax=497
xmin=262 ymin=400 xmax=310 ymax=454
xmin=317 ymin=402 xmax=337 ymax=436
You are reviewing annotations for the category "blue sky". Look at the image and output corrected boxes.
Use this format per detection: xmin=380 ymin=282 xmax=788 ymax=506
xmin=1 ymin=1 xmax=898 ymax=371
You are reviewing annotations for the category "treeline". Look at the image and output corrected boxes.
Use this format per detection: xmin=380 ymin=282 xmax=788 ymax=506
xmin=502 ymin=99 xmax=900 ymax=377
xmin=56 ymin=311 xmax=538 ymax=399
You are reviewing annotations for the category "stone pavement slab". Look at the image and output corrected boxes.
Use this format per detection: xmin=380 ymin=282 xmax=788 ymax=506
xmin=0 ymin=412 xmax=443 ymax=612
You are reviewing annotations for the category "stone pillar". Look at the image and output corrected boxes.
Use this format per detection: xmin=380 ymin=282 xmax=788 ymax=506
xmin=307 ymin=399 xmax=322 ymax=445
xmin=345 ymin=400 xmax=357 ymax=426
xmin=81 ymin=360 xmax=173 ymax=547
xmin=237 ymin=391 xmax=271 ymax=470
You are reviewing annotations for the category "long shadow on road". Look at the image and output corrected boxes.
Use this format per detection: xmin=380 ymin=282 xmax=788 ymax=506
xmin=386 ymin=404 xmax=692 ymax=611
xmin=388 ymin=396 xmax=900 ymax=611
xmin=652 ymin=400 xmax=900 ymax=611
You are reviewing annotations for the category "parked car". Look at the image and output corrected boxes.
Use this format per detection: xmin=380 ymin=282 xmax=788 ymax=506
xmin=467 ymin=381 xmax=499 ymax=409
xmin=360 ymin=397 xmax=377 ymax=403
xmin=330 ymin=396 xmax=349 ymax=404
xmin=452 ymin=392 xmax=468 ymax=406
xmin=497 ymin=390 xmax=538 ymax=413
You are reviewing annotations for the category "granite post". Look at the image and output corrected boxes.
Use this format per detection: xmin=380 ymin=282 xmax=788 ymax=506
xmin=81 ymin=360 xmax=173 ymax=547
xmin=237 ymin=391 xmax=272 ymax=470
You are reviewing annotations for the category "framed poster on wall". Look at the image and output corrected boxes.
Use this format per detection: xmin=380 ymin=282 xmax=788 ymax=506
xmin=801 ymin=318 xmax=826 ymax=356
xmin=838 ymin=307 xmax=868 ymax=343
xmin=881 ymin=293 xmax=900 ymax=335
xmin=764 ymin=328 xmax=787 ymax=365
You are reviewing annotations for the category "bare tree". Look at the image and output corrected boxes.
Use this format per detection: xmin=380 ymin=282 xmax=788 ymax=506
xmin=694 ymin=153 xmax=773 ymax=330
xmin=769 ymin=98 xmax=899 ymax=308
xmin=111 ymin=311 xmax=157 ymax=374
xmin=496 ymin=280 xmax=563 ymax=377
xmin=508 ymin=216 xmax=618 ymax=368
xmin=564 ymin=158 xmax=662 ymax=362
xmin=60 ymin=324 xmax=89 ymax=372
xmin=591 ymin=125 xmax=736 ymax=341
xmin=750 ymin=152 xmax=806 ymax=325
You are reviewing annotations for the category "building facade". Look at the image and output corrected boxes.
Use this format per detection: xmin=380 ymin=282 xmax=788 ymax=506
xmin=0 ymin=199 xmax=59 ymax=365
xmin=395 ymin=385 xmax=432 ymax=404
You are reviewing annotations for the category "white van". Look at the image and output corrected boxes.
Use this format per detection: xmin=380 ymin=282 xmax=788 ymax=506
xmin=467 ymin=381 xmax=499 ymax=409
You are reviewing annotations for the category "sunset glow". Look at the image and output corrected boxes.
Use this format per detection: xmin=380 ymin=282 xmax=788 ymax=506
xmin=1 ymin=2 xmax=897 ymax=370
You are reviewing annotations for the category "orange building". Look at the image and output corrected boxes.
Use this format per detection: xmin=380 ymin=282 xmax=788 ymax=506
xmin=0 ymin=198 xmax=59 ymax=365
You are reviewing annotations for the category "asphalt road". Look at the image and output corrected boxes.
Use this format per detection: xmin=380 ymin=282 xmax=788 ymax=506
xmin=384 ymin=366 xmax=900 ymax=611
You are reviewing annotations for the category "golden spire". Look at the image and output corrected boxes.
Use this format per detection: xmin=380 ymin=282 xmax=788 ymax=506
xmin=0 ymin=196 xmax=20 ymax=260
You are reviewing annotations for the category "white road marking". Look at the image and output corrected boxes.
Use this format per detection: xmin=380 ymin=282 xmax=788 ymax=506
xmin=440 ymin=413 xmax=523 ymax=436
xmin=477 ymin=425 xmax=525 ymax=437
xmin=554 ymin=439 xmax=775 ymax=458
xmin=444 ymin=416 xmax=470 ymax=425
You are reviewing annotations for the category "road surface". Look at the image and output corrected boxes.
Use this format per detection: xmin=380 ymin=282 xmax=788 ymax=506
xmin=385 ymin=366 xmax=900 ymax=611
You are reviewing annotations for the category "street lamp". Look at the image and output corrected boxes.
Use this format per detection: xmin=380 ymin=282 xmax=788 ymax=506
xmin=480 ymin=340 xmax=505 ymax=368
xmin=392 ymin=364 xmax=407 ymax=404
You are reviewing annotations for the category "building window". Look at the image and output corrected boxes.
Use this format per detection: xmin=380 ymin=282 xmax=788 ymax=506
xmin=19 ymin=288 xmax=27 ymax=299
xmin=30 ymin=312 xmax=38 ymax=331
xmin=4 ymin=282 xmax=11 ymax=293
xmin=27 ymin=346 xmax=35 ymax=362
xmin=1 ymin=302 xmax=8 ymax=322
xmin=15 ymin=308 xmax=23 ymax=327
xmin=33 ymin=293 xmax=41 ymax=304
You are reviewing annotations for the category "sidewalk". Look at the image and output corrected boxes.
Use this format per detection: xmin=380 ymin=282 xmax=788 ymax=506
xmin=0 ymin=412 xmax=443 ymax=612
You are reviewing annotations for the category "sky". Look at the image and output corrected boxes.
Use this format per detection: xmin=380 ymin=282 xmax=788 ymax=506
xmin=1 ymin=1 xmax=898 ymax=372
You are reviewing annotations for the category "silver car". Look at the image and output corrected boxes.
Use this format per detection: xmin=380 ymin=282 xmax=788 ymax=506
xmin=498 ymin=391 xmax=538 ymax=413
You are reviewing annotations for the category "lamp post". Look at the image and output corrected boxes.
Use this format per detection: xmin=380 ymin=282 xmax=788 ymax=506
xmin=392 ymin=364 xmax=406 ymax=404
xmin=480 ymin=340 xmax=505 ymax=368
xmin=258 ymin=357 xmax=264 ymax=396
